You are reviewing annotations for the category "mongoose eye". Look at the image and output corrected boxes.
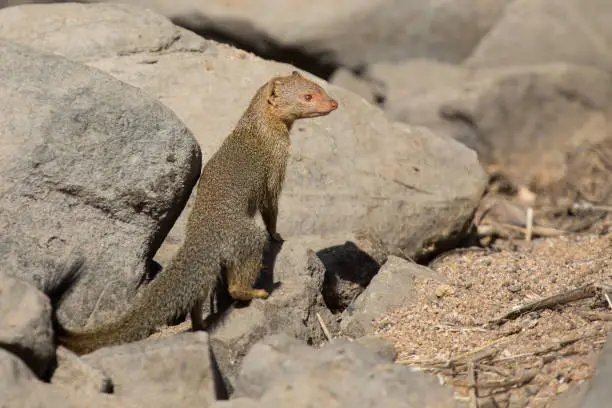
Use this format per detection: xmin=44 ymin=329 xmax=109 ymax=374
xmin=303 ymin=94 xmax=312 ymax=101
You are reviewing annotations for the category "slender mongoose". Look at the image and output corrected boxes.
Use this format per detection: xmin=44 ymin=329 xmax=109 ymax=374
xmin=57 ymin=71 xmax=339 ymax=355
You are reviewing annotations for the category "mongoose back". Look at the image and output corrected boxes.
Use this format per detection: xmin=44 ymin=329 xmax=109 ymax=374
xmin=57 ymin=71 xmax=339 ymax=355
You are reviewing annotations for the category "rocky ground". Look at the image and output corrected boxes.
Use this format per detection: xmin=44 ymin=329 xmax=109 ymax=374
xmin=379 ymin=225 xmax=611 ymax=408
xmin=0 ymin=1 xmax=610 ymax=408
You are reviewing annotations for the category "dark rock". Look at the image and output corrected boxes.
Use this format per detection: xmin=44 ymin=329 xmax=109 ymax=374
xmin=0 ymin=37 xmax=201 ymax=329
xmin=233 ymin=333 xmax=458 ymax=407
xmin=82 ymin=332 xmax=219 ymax=408
xmin=0 ymin=272 xmax=55 ymax=378
xmin=340 ymin=255 xmax=446 ymax=338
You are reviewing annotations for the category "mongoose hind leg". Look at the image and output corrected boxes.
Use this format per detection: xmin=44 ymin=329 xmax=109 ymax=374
xmin=227 ymin=257 xmax=269 ymax=301
xmin=190 ymin=297 xmax=206 ymax=331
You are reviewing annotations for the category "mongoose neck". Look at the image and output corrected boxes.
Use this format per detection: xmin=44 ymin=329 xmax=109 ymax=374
xmin=239 ymin=98 xmax=292 ymax=142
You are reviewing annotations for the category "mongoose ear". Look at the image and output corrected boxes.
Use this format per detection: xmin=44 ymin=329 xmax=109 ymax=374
xmin=267 ymin=80 xmax=282 ymax=106
xmin=291 ymin=70 xmax=301 ymax=77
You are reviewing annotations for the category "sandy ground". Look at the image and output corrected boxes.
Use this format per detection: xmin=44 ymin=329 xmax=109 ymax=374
xmin=377 ymin=228 xmax=611 ymax=408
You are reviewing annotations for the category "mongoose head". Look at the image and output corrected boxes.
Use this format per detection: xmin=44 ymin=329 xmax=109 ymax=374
xmin=267 ymin=71 xmax=339 ymax=123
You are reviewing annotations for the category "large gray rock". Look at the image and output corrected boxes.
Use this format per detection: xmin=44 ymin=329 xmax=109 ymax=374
xmin=82 ymin=332 xmax=219 ymax=408
xmin=0 ymin=272 xmax=55 ymax=378
xmin=0 ymin=348 xmax=72 ymax=408
xmin=372 ymin=60 xmax=612 ymax=196
xmin=0 ymin=2 xmax=487 ymax=265
xmin=0 ymin=37 xmax=201 ymax=328
xmin=466 ymin=0 xmax=612 ymax=72
xmin=0 ymin=348 xmax=137 ymax=408
xmin=340 ymin=255 xmax=446 ymax=338
xmin=51 ymin=346 xmax=113 ymax=394
xmin=233 ymin=334 xmax=458 ymax=408
xmin=0 ymin=2 xmax=208 ymax=62
xmin=64 ymin=0 xmax=510 ymax=69
xmin=232 ymin=334 xmax=313 ymax=399
xmin=367 ymin=58 xmax=472 ymax=129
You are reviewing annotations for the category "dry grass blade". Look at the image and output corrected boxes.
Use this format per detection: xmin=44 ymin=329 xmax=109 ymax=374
xmin=525 ymin=207 xmax=534 ymax=241
xmin=488 ymin=283 xmax=602 ymax=325
xmin=604 ymin=292 xmax=612 ymax=310
xmin=316 ymin=312 xmax=332 ymax=341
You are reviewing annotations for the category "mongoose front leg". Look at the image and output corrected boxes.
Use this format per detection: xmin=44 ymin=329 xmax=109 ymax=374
xmin=227 ymin=257 xmax=270 ymax=301
xmin=262 ymin=199 xmax=283 ymax=242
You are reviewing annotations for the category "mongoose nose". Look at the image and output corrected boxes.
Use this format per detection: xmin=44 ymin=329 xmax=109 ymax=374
xmin=329 ymin=100 xmax=338 ymax=110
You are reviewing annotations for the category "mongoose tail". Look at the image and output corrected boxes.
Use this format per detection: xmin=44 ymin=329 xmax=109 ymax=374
xmin=57 ymin=245 xmax=218 ymax=355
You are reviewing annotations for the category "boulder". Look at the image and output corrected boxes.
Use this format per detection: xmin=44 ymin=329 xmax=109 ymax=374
xmin=69 ymin=0 xmax=509 ymax=70
xmin=0 ymin=348 xmax=72 ymax=408
xmin=329 ymin=68 xmax=378 ymax=105
xmin=0 ymin=348 xmax=137 ymax=408
xmin=0 ymin=2 xmax=206 ymax=62
xmin=0 ymin=1 xmax=487 ymax=265
xmin=371 ymin=59 xmax=612 ymax=198
xmin=466 ymin=0 xmax=612 ymax=72
xmin=232 ymin=333 xmax=458 ymax=408
xmin=0 ymin=37 xmax=201 ymax=328
xmin=82 ymin=332 xmax=220 ymax=408
xmin=0 ymin=272 xmax=56 ymax=378
xmin=51 ymin=346 xmax=113 ymax=394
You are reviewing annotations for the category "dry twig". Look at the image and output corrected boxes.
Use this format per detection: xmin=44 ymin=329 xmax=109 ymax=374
xmin=316 ymin=312 xmax=332 ymax=341
xmin=604 ymin=292 xmax=612 ymax=310
xmin=525 ymin=207 xmax=534 ymax=241
xmin=488 ymin=283 xmax=603 ymax=326
xmin=478 ymin=222 xmax=567 ymax=239
xmin=452 ymin=371 xmax=536 ymax=390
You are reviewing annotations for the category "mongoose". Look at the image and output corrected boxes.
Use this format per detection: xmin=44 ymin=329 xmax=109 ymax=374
xmin=57 ymin=71 xmax=339 ymax=355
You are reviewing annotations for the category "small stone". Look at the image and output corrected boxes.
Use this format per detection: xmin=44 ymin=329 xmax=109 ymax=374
xmin=507 ymin=285 xmax=521 ymax=293
xmin=557 ymin=383 xmax=570 ymax=394
xmin=435 ymin=284 xmax=456 ymax=298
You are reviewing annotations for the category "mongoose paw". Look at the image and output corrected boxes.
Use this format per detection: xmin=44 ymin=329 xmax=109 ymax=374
xmin=253 ymin=289 xmax=270 ymax=299
xmin=270 ymin=232 xmax=284 ymax=242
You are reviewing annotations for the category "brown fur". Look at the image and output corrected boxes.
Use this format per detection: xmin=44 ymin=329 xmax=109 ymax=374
xmin=57 ymin=71 xmax=338 ymax=355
